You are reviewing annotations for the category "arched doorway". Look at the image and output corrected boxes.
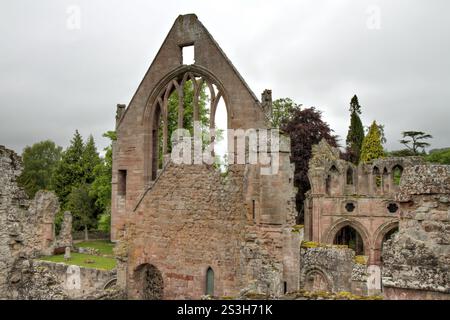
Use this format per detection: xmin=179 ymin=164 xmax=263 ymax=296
xmin=333 ymin=225 xmax=365 ymax=255
xmin=134 ymin=264 xmax=164 ymax=300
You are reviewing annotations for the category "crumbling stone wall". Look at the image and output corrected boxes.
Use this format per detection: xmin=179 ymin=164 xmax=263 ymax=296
xmin=112 ymin=14 xmax=299 ymax=299
xmin=118 ymin=163 xmax=299 ymax=299
xmin=382 ymin=165 xmax=450 ymax=300
xmin=299 ymin=245 xmax=368 ymax=293
xmin=305 ymin=139 xmax=423 ymax=265
xmin=7 ymin=259 xmax=121 ymax=300
xmin=0 ymin=145 xmax=73 ymax=299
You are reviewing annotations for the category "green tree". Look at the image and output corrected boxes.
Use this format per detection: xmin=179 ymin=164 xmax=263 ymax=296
xmin=82 ymin=135 xmax=101 ymax=184
xmin=90 ymin=131 xmax=116 ymax=233
xmin=162 ymin=80 xmax=224 ymax=167
xmin=426 ymin=148 xmax=450 ymax=165
xmin=271 ymin=98 xmax=301 ymax=128
xmin=66 ymin=184 xmax=97 ymax=240
xmin=345 ymin=95 xmax=365 ymax=164
xmin=360 ymin=121 xmax=385 ymax=163
xmin=400 ymin=131 xmax=433 ymax=155
xmin=17 ymin=140 xmax=62 ymax=198
xmin=281 ymin=106 xmax=338 ymax=224
xmin=51 ymin=130 xmax=85 ymax=206
xmin=388 ymin=149 xmax=416 ymax=157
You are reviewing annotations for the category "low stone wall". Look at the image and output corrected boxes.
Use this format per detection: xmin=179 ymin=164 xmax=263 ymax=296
xmin=35 ymin=260 xmax=117 ymax=298
xmin=7 ymin=258 xmax=120 ymax=299
xmin=299 ymin=245 xmax=369 ymax=294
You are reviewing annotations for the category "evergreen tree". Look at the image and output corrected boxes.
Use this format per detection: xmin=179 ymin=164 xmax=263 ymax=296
xmin=17 ymin=140 xmax=62 ymax=198
xmin=66 ymin=184 xmax=97 ymax=240
xmin=51 ymin=130 xmax=85 ymax=206
xmin=360 ymin=121 xmax=385 ymax=163
xmin=82 ymin=134 xmax=101 ymax=184
xmin=345 ymin=95 xmax=365 ymax=164
xmin=400 ymin=131 xmax=433 ymax=155
xmin=90 ymin=131 xmax=116 ymax=233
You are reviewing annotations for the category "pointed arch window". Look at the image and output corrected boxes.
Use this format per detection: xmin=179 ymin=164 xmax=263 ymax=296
xmin=346 ymin=167 xmax=354 ymax=185
xmin=205 ymin=267 xmax=214 ymax=296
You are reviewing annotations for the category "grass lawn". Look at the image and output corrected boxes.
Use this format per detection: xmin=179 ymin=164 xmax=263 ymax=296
xmin=39 ymin=253 xmax=116 ymax=270
xmin=76 ymin=240 xmax=115 ymax=255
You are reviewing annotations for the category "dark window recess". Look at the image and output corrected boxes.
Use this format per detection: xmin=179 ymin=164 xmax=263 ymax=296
xmin=387 ymin=203 xmax=399 ymax=213
xmin=345 ymin=202 xmax=356 ymax=212
xmin=118 ymin=170 xmax=127 ymax=196
xmin=283 ymin=281 xmax=288 ymax=294
xmin=252 ymin=200 xmax=256 ymax=221
xmin=346 ymin=167 xmax=354 ymax=185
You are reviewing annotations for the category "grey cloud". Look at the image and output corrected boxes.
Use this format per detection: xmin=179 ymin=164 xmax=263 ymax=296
xmin=0 ymin=0 xmax=449 ymax=154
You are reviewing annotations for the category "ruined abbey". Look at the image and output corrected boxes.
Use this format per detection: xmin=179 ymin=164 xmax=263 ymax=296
xmin=0 ymin=14 xmax=448 ymax=300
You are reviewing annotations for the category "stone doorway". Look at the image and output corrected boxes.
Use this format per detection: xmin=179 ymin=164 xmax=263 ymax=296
xmin=134 ymin=264 xmax=164 ymax=300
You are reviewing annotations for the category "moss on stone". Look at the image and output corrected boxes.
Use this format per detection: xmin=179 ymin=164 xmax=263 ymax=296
xmin=354 ymin=255 xmax=368 ymax=265
xmin=287 ymin=290 xmax=383 ymax=300
xmin=291 ymin=224 xmax=304 ymax=233
xmin=300 ymin=241 xmax=349 ymax=250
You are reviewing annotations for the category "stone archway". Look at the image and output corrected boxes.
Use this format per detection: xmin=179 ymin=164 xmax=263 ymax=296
xmin=333 ymin=225 xmax=365 ymax=255
xmin=300 ymin=267 xmax=333 ymax=293
xmin=133 ymin=264 xmax=164 ymax=300
xmin=373 ymin=221 xmax=399 ymax=265
xmin=324 ymin=219 xmax=371 ymax=256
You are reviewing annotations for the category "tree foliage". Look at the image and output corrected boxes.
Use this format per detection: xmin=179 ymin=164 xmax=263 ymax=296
xmin=51 ymin=130 xmax=86 ymax=205
xmin=400 ymin=131 xmax=433 ymax=155
xmin=90 ymin=131 xmax=116 ymax=233
xmin=426 ymin=148 xmax=450 ymax=165
xmin=17 ymin=140 xmax=62 ymax=198
xmin=360 ymin=121 xmax=385 ymax=163
xmin=388 ymin=149 xmax=416 ymax=157
xmin=271 ymin=98 xmax=301 ymax=128
xmin=66 ymin=184 xmax=97 ymax=240
xmin=345 ymin=95 xmax=365 ymax=164
xmin=281 ymin=106 xmax=338 ymax=223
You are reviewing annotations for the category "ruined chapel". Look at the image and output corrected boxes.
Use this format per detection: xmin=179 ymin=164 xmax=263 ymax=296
xmin=110 ymin=14 xmax=449 ymax=300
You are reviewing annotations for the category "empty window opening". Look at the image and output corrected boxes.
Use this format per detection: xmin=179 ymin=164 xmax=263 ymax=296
xmin=252 ymin=200 xmax=256 ymax=221
xmin=392 ymin=165 xmax=403 ymax=186
xmin=346 ymin=167 xmax=354 ymax=185
xmin=373 ymin=166 xmax=382 ymax=188
xmin=345 ymin=202 xmax=355 ymax=213
xmin=118 ymin=170 xmax=127 ymax=196
xmin=387 ymin=203 xmax=399 ymax=213
xmin=283 ymin=281 xmax=288 ymax=294
xmin=334 ymin=226 xmax=364 ymax=255
xmin=182 ymin=45 xmax=195 ymax=65
xmin=205 ymin=267 xmax=214 ymax=296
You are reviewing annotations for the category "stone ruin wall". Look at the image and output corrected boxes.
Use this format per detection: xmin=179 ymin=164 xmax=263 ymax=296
xmin=305 ymin=139 xmax=425 ymax=265
xmin=7 ymin=259 xmax=120 ymax=300
xmin=299 ymin=245 xmax=370 ymax=296
xmin=382 ymin=165 xmax=450 ymax=300
xmin=117 ymin=162 xmax=300 ymax=299
xmin=0 ymin=145 xmax=74 ymax=299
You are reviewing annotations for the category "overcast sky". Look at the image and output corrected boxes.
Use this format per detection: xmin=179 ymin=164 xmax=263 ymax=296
xmin=1 ymin=0 xmax=449 ymax=155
